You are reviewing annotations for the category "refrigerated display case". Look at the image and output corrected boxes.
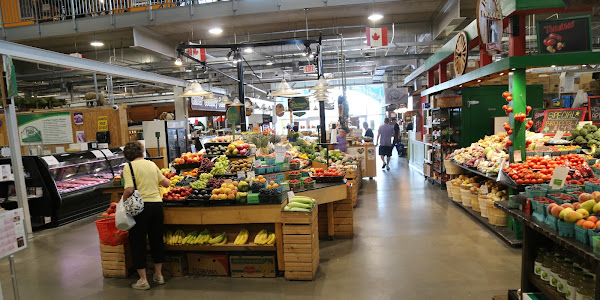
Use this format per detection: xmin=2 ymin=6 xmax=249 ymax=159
xmin=143 ymin=120 xmax=188 ymax=163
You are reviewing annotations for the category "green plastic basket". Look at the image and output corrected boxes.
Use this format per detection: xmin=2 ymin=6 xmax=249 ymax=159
xmin=588 ymin=229 xmax=600 ymax=246
xmin=575 ymin=225 xmax=589 ymax=244
xmin=531 ymin=201 xmax=546 ymax=222
xmin=545 ymin=215 xmax=559 ymax=231
xmin=558 ymin=221 xmax=575 ymax=238
xmin=508 ymin=216 xmax=523 ymax=240
xmin=526 ymin=186 xmax=548 ymax=198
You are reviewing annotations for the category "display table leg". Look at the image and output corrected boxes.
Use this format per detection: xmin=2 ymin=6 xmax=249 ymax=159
xmin=275 ymin=222 xmax=284 ymax=271
xmin=327 ymin=202 xmax=334 ymax=240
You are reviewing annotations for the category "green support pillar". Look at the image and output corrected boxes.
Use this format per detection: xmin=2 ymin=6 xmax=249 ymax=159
xmin=510 ymin=68 xmax=527 ymax=163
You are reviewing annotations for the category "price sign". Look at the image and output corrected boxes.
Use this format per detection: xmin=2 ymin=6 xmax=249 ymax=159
xmin=91 ymin=150 xmax=104 ymax=158
xmin=275 ymin=146 xmax=286 ymax=163
xmin=287 ymin=191 xmax=295 ymax=200
xmin=541 ymin=107 xmax=586 ymax=135
xmin=554 ymin=130 xmax=565 ymax=140
xmin=308 ymin=171 xmax=313 ymax=177
xmin=237 ymin=171 xmax=246 ymax=180
xmin=0 ymin=208 xmax=28 ymax=260
xmin=481 ymin=185 xmax=489 ymax=195
xmin=247 ymin=171 xmax=255 ymax=183
xmin=587 ymin=96 xmax=600 ymax=124
xmin=41 ymin=156 xmax=59 ymax=166
xmin=101 ymin=149 xmax=114 ymax=157
xmin=513 ymin=150 xmax=522 ymax=163
xmin=254 ymin=160 xmax=262 ymax=168
xmin=550 ymin=166 xmax=569 ymax=189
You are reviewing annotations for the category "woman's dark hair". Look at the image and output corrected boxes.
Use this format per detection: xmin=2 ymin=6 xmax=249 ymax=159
xmin=123 ymin=141 xmax=144 ymax=161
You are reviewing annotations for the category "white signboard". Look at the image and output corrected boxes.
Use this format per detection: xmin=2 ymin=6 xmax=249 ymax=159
xmin=346 ymin=146 xmax=367 ymax=172
xmin=101 ymin=149 xmax=114 ymax=157
xmin=0 ymin=208 xmax=28 ymax=260
xmin=275 ymin=146 xmax=286 ymax=163
xmin=550 ymin=166 xmax=569 ymax=189
xmin=16 ymin=112 xmax=74 ymax=145
xmin=41 ymin=156 xmax=60 ymax=166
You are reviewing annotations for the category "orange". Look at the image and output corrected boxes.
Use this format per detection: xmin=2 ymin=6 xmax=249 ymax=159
xmin=583 ymin=220 xmax=596 ymax=229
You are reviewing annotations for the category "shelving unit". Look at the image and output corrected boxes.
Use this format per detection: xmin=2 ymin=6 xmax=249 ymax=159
xmin=427 ymin=106 xmax=462 ymax=188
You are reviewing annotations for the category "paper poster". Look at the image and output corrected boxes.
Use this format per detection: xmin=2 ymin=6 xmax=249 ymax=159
xmin=347 ymin=147 xmax=366 ymax=172
xmin=73 ymin=112 xmax=83 ymax=125
xmin=76 ymin=131 xmax=86 ymax=143
xmin=97 ymin=116 xmax=108 ymax=132
xmin=550 ymin=166 xmax=569 ymax=189
xmin=0 ymin=208 xmax=28 ymax=260
xmin=16 ymin=112 xmax=73 ymax=145
xmin=275 ymin=146 xmax=286 ymax=163
xmin=41 ymin=156 xmax=59 ymax=166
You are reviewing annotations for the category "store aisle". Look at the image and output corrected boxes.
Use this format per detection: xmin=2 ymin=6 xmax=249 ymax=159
xmin=0 ymin=158 xmax=521 ymax=300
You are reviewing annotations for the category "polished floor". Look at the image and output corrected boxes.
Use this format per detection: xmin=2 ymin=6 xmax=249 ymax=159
xmin=0 ymin=157 xmax=521 ymax=300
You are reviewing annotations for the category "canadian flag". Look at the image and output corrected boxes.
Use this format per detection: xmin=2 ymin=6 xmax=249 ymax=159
xmin=185 ymin=42 xmax=206 ymax=61
xmin=366 ymin=27 xmax=388 ymax=48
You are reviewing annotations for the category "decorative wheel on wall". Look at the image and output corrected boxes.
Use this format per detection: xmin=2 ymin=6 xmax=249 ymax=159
xmin=454 ymin=32 xmax=468 ymax=76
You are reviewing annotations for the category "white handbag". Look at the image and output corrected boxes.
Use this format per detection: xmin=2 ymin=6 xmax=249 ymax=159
xmin=123 ymin=162 xmax=144 ymax=217
xmin=115 ymin=200 xmax=136 ymax=231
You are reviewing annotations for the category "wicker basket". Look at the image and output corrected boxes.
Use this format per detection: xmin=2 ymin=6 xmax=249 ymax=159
xmin=479 ymin=195 xmax=489 ymax=218
xmin=446 ymin=181 xmax=453 ymax=199
xmin=444 ymin=159 xmax=463 ymax=175
xmin=452 ymin=186 xmax=462 ymax=202
xmin=460 ymin=189 xmax=472 ymax=207
xmin=487 ymin=199 xmax=508 ymax=226
xmin=471 ymin=193 xmax=480 ymax=211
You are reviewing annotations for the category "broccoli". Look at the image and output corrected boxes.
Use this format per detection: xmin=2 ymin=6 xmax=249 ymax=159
xmin=586 ymin=134 xmax=595 ymax=141
xmin=593 ymin=131 xmax=600 ymax=140
xmin=588 ymin=139 xmax=598 ymax=148
xmin=566 ymin=135 xmax=574 ymax=141
xmin=571 ymin=129 xmax=581 ymax=137
xmin=580 ymin=129 xmax=589 ymax=136
xmin=591 ymin=125 xmax=598 ymax=132
xmin=575 ymin=136 xmax=587 ymax=144
xmin=584 ymin=123 xmax=592 ymax=130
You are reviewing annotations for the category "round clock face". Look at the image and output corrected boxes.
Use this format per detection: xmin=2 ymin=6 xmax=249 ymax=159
xmin=454 ymin=32 xmax=468 ymax=76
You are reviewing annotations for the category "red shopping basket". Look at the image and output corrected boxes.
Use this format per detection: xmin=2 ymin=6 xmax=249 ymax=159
xmin=95 ymin=217 xmax=129 ymax=246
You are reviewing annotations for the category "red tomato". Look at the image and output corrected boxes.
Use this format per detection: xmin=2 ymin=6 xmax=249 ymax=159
xmin=516 ymin=179 xmax=524 ymax=185
xmin=524 ymin=179 xmax=531 ymax=184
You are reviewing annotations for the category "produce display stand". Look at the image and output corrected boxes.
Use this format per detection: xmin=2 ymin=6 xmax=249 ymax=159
xmin=450 ymin=159 xmax=523 ymax=192
xmin=97 ymin=185 xmax=124 ymax=204
xmin=495 ymin=201 xmax=600 ymax=300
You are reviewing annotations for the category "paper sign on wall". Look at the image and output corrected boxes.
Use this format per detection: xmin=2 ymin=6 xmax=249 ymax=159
xmin=97 ymin=116 xmax=108 ymax=132
xmin=550 ymin=166 xmax=569 ymax=189
xmin=17 ymin=112 xmax=74 ymax=145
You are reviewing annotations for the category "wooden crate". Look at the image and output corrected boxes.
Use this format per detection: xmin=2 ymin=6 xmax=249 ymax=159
xmin=317 ymin=199 xmax=354 ymax=239
xmin=282 ymin=207 xmax=320 ymax=281
xmin=100 ymin=243 xmax=132 ymax=278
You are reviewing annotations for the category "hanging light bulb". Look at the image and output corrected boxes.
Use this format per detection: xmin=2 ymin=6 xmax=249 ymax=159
xmin=174 ymin=57 xmax=183 ymax=66
xmin=181 ymin=81 xmax=211 ymax=97
xmin=268 ymin=79 xmax=299 ymax=97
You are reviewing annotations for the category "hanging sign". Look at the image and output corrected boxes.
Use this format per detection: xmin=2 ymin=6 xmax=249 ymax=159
xmin=303 ymin=65 xmax=316 ymax=73
xmin=477 ymin=0 xmax=503 ymax=54
xmin=366 ymin=27 xmax=388 ymax=48
xmin=537 ymin=16 xmax=592 ymax=55
xmin=185 ymin=42 xmax=207 ymax=62
xmin=97 ymin=116 xmax=108 ymax=132
xmin=275 ymin=103 xmax=285 ymax=117
xmin=2 ymin=55 xmax=17 ymax=98
xmin=190 ymin=97 xmax=226 ymax=112
xmin=0 ymin=208 xmax=28 ymax=260
xmin=540 ymin=107 xmax=586 ymax=135
xmin=226 ymin=107 xmax=240 ymax=125
xmin=16 ymin=112 xmax=74 ymax=144
xmin=587 ymin=96 xmax=600 ymax=124
xmin=384 ymin=88 xmax=409 ymax=105
xmin=293 ymin=112 xmax=306 ymax=117
xmin=288 ymin=97 xmax=310 ymax=111
xmin=454 ymin=32 xmax=469 ymax=76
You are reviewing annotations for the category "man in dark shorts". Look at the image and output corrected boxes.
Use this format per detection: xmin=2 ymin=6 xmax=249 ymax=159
xmin=377 ymin=118 xmax=395 ymax=170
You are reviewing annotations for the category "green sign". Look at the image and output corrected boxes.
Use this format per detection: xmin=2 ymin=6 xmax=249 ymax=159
xmin=293 ymin=112 xmax=306 ymax=117
xmin=17 ymin=112 xmax=73 ymax=144
xmin=226 ymin=107 xmax=240 ymax=124
xmin=288 ymin=97 xmax=310 ymax=111
xmin=3 ymin=55 xmax=17 ymax=98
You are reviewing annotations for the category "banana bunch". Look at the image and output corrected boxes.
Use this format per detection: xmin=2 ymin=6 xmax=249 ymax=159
xmin=188 ymin=229 xmax=211 ymax=245
xmin=208 ymin=232 xmax=227 ymax=245
xmin=182 ymin=231 xmax=198 ymax=244
xmin=233 ymin=228 xmax=249 ymax=245
xmin=169 ymin=175 xmax=185 ymax=187
xmin=165 ymin=230 xmax=186 ymax=245
xmin=254 ymin=229 xmax=276 ymax=245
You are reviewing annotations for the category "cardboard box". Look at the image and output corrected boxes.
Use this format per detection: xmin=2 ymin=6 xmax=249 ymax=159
xmin=146 ymin=254 xmax=187 ymax=277
xmin=230 ymin=255 xmax=276 ymax=278
xmin=187 ymin=253 xmax=229 ymax=276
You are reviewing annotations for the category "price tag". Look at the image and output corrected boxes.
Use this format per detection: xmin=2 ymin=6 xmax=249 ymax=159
xmin=554 ymin=130 xmax=565 ymax=140
xmin=247 ymin=171 xmax=255 ymax=183
xmin=496 ymin=158 xmax=506 ymax=182
xmin=41 ymin=156 xmax=59 ymax=166
xmin=237 ymin=171 xmax=246 ymax=180
xmin=91 ymin=150 xmax=104 ymax=158
xmin=550 ymin=166 xmax=569 ymax=189
xmin=287 ymin=191 xmax=295 ymax=200
xmin=513 ymin=150 xmax=522 ymax=162
xmin=578 ymin=121 xmax=592 ymax=129
xmin=308 ymin=171 xmax=313 ymax=177
xmin=101 ymin=149 xmax=114 ymax=157
xmin=120 ymin=146 xmax=125 ymax=151
xmin=275 ymin=146 xmax=286 ymax=163
xmin=254 ymin=160 xmax=262 ymax=168
xmin=1 ymin=148 xmax=10 ymax=157
xmin=55 ymin=146 xmax=65 ymax=154
xmin=481 ymin=185 xmax=489 ymax=195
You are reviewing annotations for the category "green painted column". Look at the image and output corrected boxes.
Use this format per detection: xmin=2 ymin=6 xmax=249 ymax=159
xmin=510 ymin=68 xmax=527 ymax=163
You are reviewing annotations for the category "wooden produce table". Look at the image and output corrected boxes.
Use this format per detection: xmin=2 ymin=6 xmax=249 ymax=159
xmin=496 ymin=201 xmax=600 ymax=300
xmin=162 ymin=182 xmax=351 ymax=281
xmin=97 ymin=185 xmax=124 ymax=204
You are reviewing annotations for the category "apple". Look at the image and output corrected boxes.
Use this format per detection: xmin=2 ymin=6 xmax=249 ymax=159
xmin=596 ymin=220 xmax=600 ymax=228
xmin=564 ymin=211 xmax=584 ymax=223
xmin=548 ymin=203 xmax=558 ymax=214
xmin=583 ymin=220 xmax=596 ymax=229
xmin=551 ymin=205 xmax=565 ymax=218
xmin=577 ymin=209 xmax=590 ymax=219
xmin=561 ymin=203 xmax=573 ymax=209
xmin=579 ymin=193 xmax=594 ymax=203
xmin=573 ymin=202 xmax=582 ymax=210
xmin=576 ymin=219 xmax=586 ymax=227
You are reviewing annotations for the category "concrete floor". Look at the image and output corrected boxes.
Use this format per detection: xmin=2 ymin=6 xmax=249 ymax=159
xmin=0 ymin=157 xmax=522 ymax=300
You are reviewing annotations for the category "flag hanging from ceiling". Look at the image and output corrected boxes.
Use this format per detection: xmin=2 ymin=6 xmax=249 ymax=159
xmin=185 ymin=42 xmax=206 ymax=61
xmin=366 ymin=27 xmax=388 ymax=48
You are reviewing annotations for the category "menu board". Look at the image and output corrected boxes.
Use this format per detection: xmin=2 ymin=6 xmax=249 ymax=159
xmin=0 ymin=208 xmax=27 ymax=260
xmin=587 ymin=96 xmax=600 ymax=124
xmin=541 ymin=108 xmax=586 ymax=135
xmin=530 ymin=109 xmax=547 ymax=133
xmin=537 ymin=16 xmax=592 ymax=55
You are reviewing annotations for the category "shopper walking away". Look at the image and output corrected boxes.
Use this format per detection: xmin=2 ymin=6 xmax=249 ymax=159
xmin=122 ymin=141 xmax=171 ymax=290
xmin=334 ymin=128 xmax=348 ymax=152
xmin=363 ymin=122 xmax=374 ymax=141
xmin=377 ymin=118 xmax=395 ymax=170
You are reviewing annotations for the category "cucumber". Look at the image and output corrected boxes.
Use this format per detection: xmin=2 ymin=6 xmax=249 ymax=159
xmin=289 ymin=207 xmax=311 ymax=212
xmin=288 ymin=202 xmax=312 ymax=209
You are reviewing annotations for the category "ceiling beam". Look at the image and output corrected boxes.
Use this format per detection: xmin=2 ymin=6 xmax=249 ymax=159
xmin=0 ymin=40 xmax=186 ymax=87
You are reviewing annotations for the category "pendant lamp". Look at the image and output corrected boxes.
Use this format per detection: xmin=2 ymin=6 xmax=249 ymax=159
xmin=202 ymin=93 xmax=218 ymax=101
xmin=230 ymin=97 xmax=244 ymax=106
xmin=219 ymin=95 xmax=232 ymax=105
xmin=268 ymin=79 xmax=299 ymax=97
xmin=310 ymin=77 xmax=330 ymax=90
xmin=181 ymin=81 xmax=211 ymax=97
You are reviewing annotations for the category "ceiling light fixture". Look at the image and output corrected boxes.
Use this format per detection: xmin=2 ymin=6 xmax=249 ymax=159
xmin=232 ymin=51 xmax=242 ymax=63
xmin=90 ymin=41 xmax=104 ymax=47
xmin=243 ymin=47 xmax=253 ymax=54
xmin=511 ymin=68 xmax=516 ymax=71
xmin=477 ymin=79 xmax=482 ymax=82
xmin=551 ymin=65 xmax=556 ymax=68
xmin=208 ymin=27 xmax=223 ymax=35
xmin=582 ymin=64 xmax=587 ymax=67
xmin=266 ymin=61 xmax=274 ymax=66
xmin=363 ymin=40 xmax=367 ymax=44
xmin=174 ymin=57 xmax=183 ymax=66
xmin=499 ymin=72 xmax=504 ymax=75
xmin=368 ymin=13 xmax=383 ymax=21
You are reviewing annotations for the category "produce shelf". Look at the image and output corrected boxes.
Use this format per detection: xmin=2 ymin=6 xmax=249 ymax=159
xmin=450 ymin=160 xmax=522 ymax=191
xmin=450 ymin=199 xmax=522 ymax=248
xmin=433 ymin=168 xmax=442 ymax=173
xmin=527 ymin=273 xmax=565 ymax=300
xmin=165 ymin=244 xmax=276 ymax=252
xmin=495 ymin=201 xmax=599 ymax=264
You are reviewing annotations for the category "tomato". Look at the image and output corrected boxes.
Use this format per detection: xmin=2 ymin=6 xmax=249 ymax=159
xmin=516 ymin=179 xmax=524 ymax=185
xmin=537 ymin=179 xmax=543 ymax=184
xmin=524 ymin=179 xmax=531 ymax=184
xmin=566 ymin=175 xmax=572 ymax=180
